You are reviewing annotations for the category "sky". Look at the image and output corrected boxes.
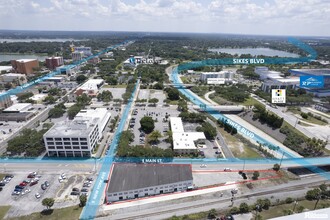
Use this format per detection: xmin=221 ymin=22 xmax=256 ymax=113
xmin=1 ymin=0 xmax=330 ymax=36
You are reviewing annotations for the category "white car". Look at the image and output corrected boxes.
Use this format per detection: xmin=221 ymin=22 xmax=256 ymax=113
xmin=200 ymin=164 xmax=207 ymax=168
xmin=224 ymin=168 xmax=232 ymax=171
xmin=35 ymin=193 xmax=41 ymax=199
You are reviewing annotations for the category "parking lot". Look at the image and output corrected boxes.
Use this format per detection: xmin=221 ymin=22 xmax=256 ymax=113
xmin=0 ymin=171 xmax=96 ymax=218
xmin=129 ymin=104 xmax=180 ymax=148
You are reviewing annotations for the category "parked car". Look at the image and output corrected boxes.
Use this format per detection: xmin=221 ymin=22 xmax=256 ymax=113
xmin=81 ymin=192 xmax=88 ymax=196
xmin=83 ymin=183 xmax=91 ymax=187
xmin=30 ymin=180 xmax=38 ymax=186
xmin=44 ymin=181 xmax=50 ymax=187
xmin=86 ymin=177 xmax=94 ymax=181
xmin=72 ymin=187 xmax=80 ymax=192
xmin=19 ymin=182 xmax=27 ymax=187
xmin=224 ymin=168 xmax=232 ymax=171
xmin=12 ymin=191 xmax=20 ymax=196
xmin=81 ymin=188 xmax=89 ymax=192
xmin=35 ymin=193 xmax=41 ymax=199
xmin=0 ymin=182 xmax=6 ymax=187
xmin=27 ymin=174 xmax=36 ymax=178
xmin=5 ymin=174 xmax=14 ymax=179
xmin=41 ymin=184 xmax=47 ymax=190
xmin=0 ymin=187 xmax=3 ymax=192
xmin=70 ymin=191 xmax=79 ymax=196
xmin=15 ymin=185 xmax=25 ymax=189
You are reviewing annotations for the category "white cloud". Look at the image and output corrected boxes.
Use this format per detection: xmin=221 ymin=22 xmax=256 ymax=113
xmin=0 ymin=0 xmax=330 ymax=36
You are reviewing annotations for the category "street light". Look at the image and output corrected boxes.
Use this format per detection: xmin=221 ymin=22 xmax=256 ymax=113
xmin=293 ymin=200 xmax=298 ymax=213
xmin=279 ymin=151 xmax=285 ymax=168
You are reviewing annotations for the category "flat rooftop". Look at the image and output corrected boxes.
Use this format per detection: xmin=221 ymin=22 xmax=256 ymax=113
xmin=107 ymin=163 xmax=193 ymax=194
xmin=44 ymin=118 xmax=98 ymax=137
xmin=3 ymin=103 xmax=32 ymax=112
xmin=290 ymin=68 xmax=330 ymax=76
xmin=173 ymin=132 xmax=206 ymax=150
xmin=0 ymin=66 xmax=12 ymax=72
xmin=16 ymin=59 xmax=37 ymax=63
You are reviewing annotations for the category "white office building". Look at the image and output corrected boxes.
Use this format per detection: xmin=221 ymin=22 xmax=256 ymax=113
xmin=43 ymin=108 xmax=111 ymax=157
xmin=170 ymin=117 xmax=206 ymax=154
xmin=73 ymin=46 xmax=92 ymax=56
xmin=200 ymin=71 xmax=234 ymax=84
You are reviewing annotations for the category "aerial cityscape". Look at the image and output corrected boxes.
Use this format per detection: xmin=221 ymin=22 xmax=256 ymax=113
xmin=0 ymin=1 xmax=330 ymax=220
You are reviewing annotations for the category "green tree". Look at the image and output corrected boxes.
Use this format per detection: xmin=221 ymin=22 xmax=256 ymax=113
xmin=67 ymin=104 xmax=82 ymax=120
xmin=79 ymin=195 xmax=87 ymax=207
xmin=76 ymin=75 xmax=87 ymax=84
xmin=97 ymin=90 xmax=113 ymax=102
xmin=252 ymin=171 xmax=260 ymax=180
xmin=208 ymin=209 xmax=217 ymax=219
xmin=239 ymin=202 xmax=250 ymax=213
xmin=140 ymin=116 xmax=155 ymax=133
xmin=167 ymin=88 xmax=180 ymax=100
xmin=44 ymin=95 xmax=56 ymax=104
xmin=273 ymin=163 xmax=281 ymax=171
xmin=48 ymin=106 xmax=65 ymax=118
xmin=42 ymin=198 xmax=55 ymax=210
xmin=148 ymin=130 xmax=162 ymax=143
xmin=76 ymin=93 xmax=91 ymax=106
xmin=306 ymin=188 xmax=321 ymax=200
xmin=196 ymin=122 xmax=217 ymax=140
xmin=148 ymin=98 xmax=159 ymax=106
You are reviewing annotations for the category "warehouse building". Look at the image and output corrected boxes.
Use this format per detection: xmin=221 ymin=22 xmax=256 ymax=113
xmin=106 ymin=163 xmax=193 ymax=203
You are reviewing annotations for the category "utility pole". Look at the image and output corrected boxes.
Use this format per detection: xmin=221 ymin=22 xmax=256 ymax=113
xmin=279 ymin=151 xmax=285 ymax=168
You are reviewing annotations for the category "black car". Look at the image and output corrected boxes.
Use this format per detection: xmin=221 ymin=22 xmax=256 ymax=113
xmin=70 ymin=191 xmax=80 ymax=195
xmin=72 ymin=187 xmax=80 ymax=192
xmin=0 ymin=187 xmax=3 ymax=192
xmin=5 ymin=175 xmax=14 ymax=179
xmin=15 ymin=185 xmax=25 ymax=189
xmin=41 ymin=184 xmax=47 ymax=190
xmin=81 ymin=188 xmax=89 ymax=192
xmin=0 ymin=183 xmax=5 ymax=187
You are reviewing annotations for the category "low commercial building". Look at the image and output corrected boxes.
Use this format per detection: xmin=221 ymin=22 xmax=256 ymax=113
xmin=74 ymin=79 xmax=104 ymax=98
xmin=170 ymin=117 xmax=206 ymax=154
xmin=315 ymin=103 xmax=330 ymax=113
xmin=11 ymin=59 xmax=39 ymax=75
xmin=106 ymin=163 xmax=193 ymax=203
xmin=0 ymin=66 xmax=13 ymax=73
xmin=0 ymin=103 xmax=34 ymax=121
xmin=43 ymin=108 xmax=111 ymax=157
xmin=0 ymin=73 xmax=27 ymax=86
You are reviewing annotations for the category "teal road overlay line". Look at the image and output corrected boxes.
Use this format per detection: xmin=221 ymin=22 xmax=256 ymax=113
xmin=80 ymin=80 xmax=139 ymax=220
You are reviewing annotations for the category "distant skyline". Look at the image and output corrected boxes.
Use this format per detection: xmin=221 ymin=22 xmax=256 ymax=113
xmin=1 ymin=0 xmax=330 ymax=37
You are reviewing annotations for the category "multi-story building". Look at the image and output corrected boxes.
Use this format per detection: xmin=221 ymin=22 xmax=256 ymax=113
xmin=106 ymin=163 xmax=193 ymax=203
xmin=11 ymin=59 xmax=39 ymax=74
xmin=45 ymin=57 xmax=64 ymax=70
xmin=200 ymin=71 xmax=234 ymax=84
xmin=72 ymin=51 xmax=84 ymax=62
xmin=0 ymin=93 xmax=13 ymax=109
xmin=43 ymin=108 xmax=110 ymax=157
xmin=44 ymin=118 xmax=99 ymax=157
xmin=72 ymin=79 xmax=104 ymax=100
xmin=73 ymin=46 xmax=92 ymax=56
xmin=170 ymin=117 xmax=206 ymax=154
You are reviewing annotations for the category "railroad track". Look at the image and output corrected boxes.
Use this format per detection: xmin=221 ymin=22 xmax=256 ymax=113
xmin=99 ymin=180 xmax=328 ymax=220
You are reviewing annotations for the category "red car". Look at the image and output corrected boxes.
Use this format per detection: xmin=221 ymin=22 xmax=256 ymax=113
xmin=30 ymin=181 xmax=38 ymax=186
xmin=19 ymin=182 xmax=27 ymax=187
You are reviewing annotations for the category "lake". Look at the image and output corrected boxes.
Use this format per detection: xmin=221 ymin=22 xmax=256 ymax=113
xmin=208 ymin=47 xmax=299 ymax=58
xmin=0 ymin=54 xmax=49 ymax=62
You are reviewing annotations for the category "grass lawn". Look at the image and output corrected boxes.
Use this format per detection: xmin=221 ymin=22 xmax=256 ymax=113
xmin=7 ymin=206 xmax=83 ymax=220
xmin=242 ymin=97 xmax=261 ymax=107
xmin=260 ymin=199 xmax=330 ymax=219
xmin=0 ymin=174 xmax=6 ymax=180
xmin=218 ymin=127 xmax=262 ymax=158
xmin=301 ymin=117 xmax=328 ymax=126
xmin=281 ymin=121 xmax=309 ymax=139
xmin=102 ymin=84 xmax=127 ymax=88
xmin=298 ymin=121 xmax=312 ymax=127
xmin=168 ymin=100 xmax=179 ymax=105
xmin=0 ymin=206 xmax=10 ymax=220
xmin=180 ymin=76 xmax=190 ymax=84
xmin=167 ymin=211 xmax=209 ymax=220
